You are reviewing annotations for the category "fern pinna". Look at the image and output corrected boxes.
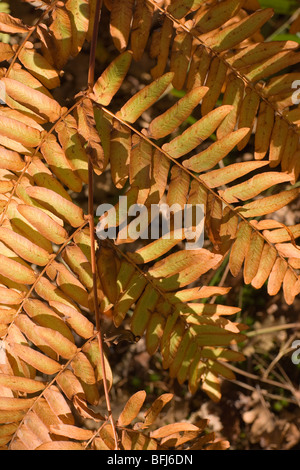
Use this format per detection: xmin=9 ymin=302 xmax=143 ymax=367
xmin=0 ymin=0 xmax=299 ymax=450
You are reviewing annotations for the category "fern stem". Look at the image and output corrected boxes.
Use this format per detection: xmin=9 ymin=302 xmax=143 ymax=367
xmin=229 ymin=378 xmax=298 ymax=404
xmin=246 ymin=323 xmax=300 ymax=338
xmin=87 ymin=0 xmax=119 ymax=451
xmin=88 ymin=163 xmax=119 ymax=450
xmin=225 ymin=362 xmax=296 ymax=392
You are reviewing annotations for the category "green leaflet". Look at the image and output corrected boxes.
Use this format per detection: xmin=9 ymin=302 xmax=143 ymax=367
xmin=200 ymin=161 xmax=268 ymax=188
xmin=147 ymin=86 xmax=208 ymax=139
xmin=222 ymin=172 xmax=293 ymax=203
xmin=183 ymin=128 xmax=250 ymax=172
xmin=202 ymin=8 xmax=274 ymax=52
xmin=237 ymin=188 xmax=300 ymax=218
xmin=149 ymin=249 xmax=222 ymax=291
xmin=93 ymin=51 xmax=133 ymax=106
xmin=118 ymin=72 xmax=174 ymax=123
xmin=162 ymin=105 xmax=233 ymax=158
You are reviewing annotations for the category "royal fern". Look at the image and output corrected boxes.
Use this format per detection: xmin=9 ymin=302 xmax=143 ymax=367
xmin=0 ymin=0 xmax=299 ymax=450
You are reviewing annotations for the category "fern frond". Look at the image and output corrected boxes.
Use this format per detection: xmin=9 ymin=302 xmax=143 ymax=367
xmin=117 ymin=0 xmax=300 ymax=182
xmin=0 ymin=0 xmax=299 ymax=450
xmin=95 ymin=243 xmax=245 ymax=402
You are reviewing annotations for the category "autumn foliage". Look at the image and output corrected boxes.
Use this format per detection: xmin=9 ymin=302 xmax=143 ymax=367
xmin=0 ymin=0 xmax=299 ymax=450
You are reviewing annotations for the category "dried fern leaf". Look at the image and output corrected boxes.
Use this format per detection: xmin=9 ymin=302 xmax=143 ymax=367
xmin=110 ymin=121 xmax=130 ymax=188
xmin=144 ymin=393 xmax=173 ymax=426
xmin=229 ymin=221 xmax=252 ymax=277
xmin=254 ymin=102 xmax=275 ymax=160
xmin=113 ymin=270 xmax=147 ymax=327
xmin=40 ymin=134 xmax=83 ymax=193
xmin=267 ymin=258 xmax=287 ymax=295
xmin=0 ymin=146 xmax=25 ymax=172
xmin=131 ymin=0 xmax=154 ymax=62
xmin=6 ymin=342 xmax=61 ymax=375
xmin=149 ymin=249 xmax=222 ymax=291
xmin=129 ymin=134 xmax=152 ymax=204
xmin=26 ymin=186 xmax=85 ymax=227
xmin=167 ymin=166 xmax=190 ymax=207
xmin=56 ymin=115 xmax=89 ymax=184
xmin=194 ymin=0 xmax=243 ymax=33
xmin=49 ymin=6 xmax=73 ymax=70
xmin=65 ymin=0 xmax=89 ymax=56
xmin=243 ymin=231 xmax=265 ymax=284
xmin=150 ymin=17 xmax=173 ymax=79
xmin=217 ymin=75 xmax=244 ymax=139
xmin=167 ymin=0 xmax=205 ymax=19
xmin=244 ymin=50 xmax=300 ymax=83
xmin=131 ymin=285 xmax=160 ymax=337
xmin=201 ymin=8 xmax=274 ymax=52
xmin=18 ymin=46 xmax=60 ymax=89
xmin=0 ymin=254 xmax=36 ymax=285
xmin=0 ymin=113 xmax=41 ymax=148
xmin=146 ymin=149 xmax=170 ymax=205
xmin=170 ymin=30 xmax=192 ymax=90
xmin=118 ymin=391 xmax=146 ymax=427
xmin=0 ymin=227 xmax=50 ymax=266
xmin=201 ymin=57 xmax=227 ymax=115
xmin=0 ymin=374 xmax=45 ymax=393
xmin=0 ymin=42 xmax=15 ymax=61
xmin=110 ymin=0 xmax=134 ymax=52
xmin=1 ymin=77 xmax=61 ymax=122
xmin=0 ymin=13 xmax=29 ymax=34
xmin=186 ymin=45 xmax=211 ymax=91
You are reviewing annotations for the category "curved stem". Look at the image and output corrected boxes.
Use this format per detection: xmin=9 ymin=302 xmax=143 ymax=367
xmin=246 ymin=323 xmax=300 ymax=338
xmin=87 ymin=0 xmax=119 ymax=450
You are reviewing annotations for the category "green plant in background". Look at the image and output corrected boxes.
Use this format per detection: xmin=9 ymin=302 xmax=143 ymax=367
xmin=259 ymin=0 xmax=298 ymax=15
